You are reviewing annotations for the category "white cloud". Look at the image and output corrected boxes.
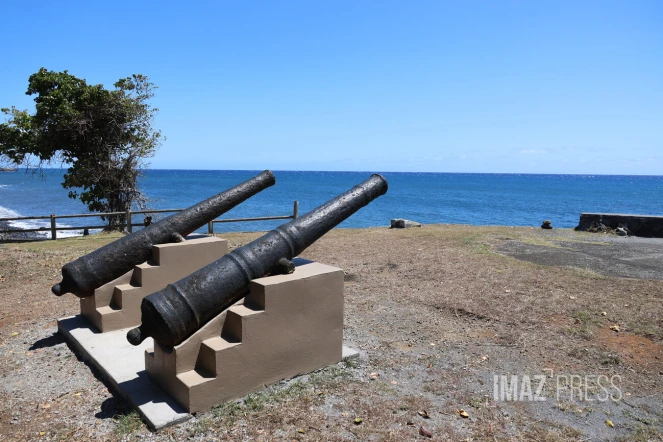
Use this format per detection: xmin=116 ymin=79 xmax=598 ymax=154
xmin=519 ymin=149 xmax=547 ymax=155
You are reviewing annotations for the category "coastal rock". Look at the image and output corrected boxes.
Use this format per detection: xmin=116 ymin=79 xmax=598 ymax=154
xmin=616 ymin=227 xmax=628 ymax=236
xmin=588 ymin=221 xmax=607 ymax=233
xmin=618 ymin=224 xmax=632 ymax=236
xmin=541 ymin=220 xmax=553 ymax=229
xmin=391 ymin=219 xmax=422 ymax=229
xmin=0 ymin=220 xmax=43 ymax=240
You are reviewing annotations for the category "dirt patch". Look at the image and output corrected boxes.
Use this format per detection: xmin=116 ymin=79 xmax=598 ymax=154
xmin=595 ymin=327 xmax=663 ymax=368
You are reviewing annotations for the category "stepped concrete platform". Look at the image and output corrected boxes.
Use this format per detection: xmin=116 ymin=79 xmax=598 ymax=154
xmin=80 ymin=235 xmax=227 ymax=332
xmin=146 ymin=261 xmax=351 ymax=414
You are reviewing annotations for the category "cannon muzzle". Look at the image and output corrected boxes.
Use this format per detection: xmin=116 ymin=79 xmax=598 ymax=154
xmin=52 ymin=170 xmax=276 ymax=298
xmin=128 ymin=174 xmax=388 ymax=347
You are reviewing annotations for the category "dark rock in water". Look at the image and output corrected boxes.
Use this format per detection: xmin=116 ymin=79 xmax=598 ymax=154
xmin=391 ymin=218 xmax=422 ymax=229
xmin=541 ymin=220 xmax=553 ymax=229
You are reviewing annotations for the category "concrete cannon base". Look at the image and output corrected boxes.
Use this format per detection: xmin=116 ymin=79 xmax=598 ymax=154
xmin=58 ymin=250 xmax=357 ymax=428
xmin=80 ymin=234 xmax=228 ymax=332
xmin=145 ymin=259 xmax=351 ymax=414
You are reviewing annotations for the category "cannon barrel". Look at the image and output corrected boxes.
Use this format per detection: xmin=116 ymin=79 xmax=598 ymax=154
xmin=52 ymin=170 xmax=276 ymax=298
xmin=127 ymin=174 xmax=388 ymax=347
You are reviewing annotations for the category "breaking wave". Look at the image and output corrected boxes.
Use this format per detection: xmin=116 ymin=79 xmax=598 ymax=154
xmin=0 ymin=206 xmax=98 ymax=238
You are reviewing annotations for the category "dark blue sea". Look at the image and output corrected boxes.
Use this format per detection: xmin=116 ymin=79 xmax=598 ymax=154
xmin=1 ymin=169 xmax=662 ymax=238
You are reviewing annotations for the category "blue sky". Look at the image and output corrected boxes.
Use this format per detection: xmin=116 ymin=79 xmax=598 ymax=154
xmin=1 ymin=1 xmax=661 ymax=174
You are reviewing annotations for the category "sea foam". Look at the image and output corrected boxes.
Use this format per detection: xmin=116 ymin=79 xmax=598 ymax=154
xmin=0 ymin=205 xmax=94 ymax=238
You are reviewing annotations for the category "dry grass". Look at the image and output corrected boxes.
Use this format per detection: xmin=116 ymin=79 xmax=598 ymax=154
xmin=1 ymin=225 xmax=662 ymax=441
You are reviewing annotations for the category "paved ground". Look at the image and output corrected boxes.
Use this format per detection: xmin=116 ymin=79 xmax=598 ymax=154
xmin=497 ymin=230 xmax=663 ymax=280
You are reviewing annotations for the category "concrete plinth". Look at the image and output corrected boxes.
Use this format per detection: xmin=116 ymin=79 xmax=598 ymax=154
xmin=145 ymin=260 xmax=347 ymax=413
xmin=80 ymin=235 xmax=228 ymax=332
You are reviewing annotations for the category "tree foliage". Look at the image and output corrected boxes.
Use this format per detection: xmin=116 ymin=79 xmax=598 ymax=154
xmin=0 ymin=68 xmax=162 ymax=229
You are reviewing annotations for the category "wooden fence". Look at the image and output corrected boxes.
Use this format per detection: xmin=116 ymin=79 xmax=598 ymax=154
xmin=0 ymin=201 xmax=299 ymax=240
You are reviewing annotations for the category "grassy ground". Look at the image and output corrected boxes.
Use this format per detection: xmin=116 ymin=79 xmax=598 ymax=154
xmin=1 ymin=226 xmax=662 ymax=441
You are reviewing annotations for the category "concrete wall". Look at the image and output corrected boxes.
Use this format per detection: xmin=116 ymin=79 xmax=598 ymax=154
xmin=576 ymin=213 xmax=663 ymax=238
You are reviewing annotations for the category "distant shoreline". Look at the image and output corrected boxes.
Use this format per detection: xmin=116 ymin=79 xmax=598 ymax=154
xmin=0 ymin=220 xmax=46 ymax=240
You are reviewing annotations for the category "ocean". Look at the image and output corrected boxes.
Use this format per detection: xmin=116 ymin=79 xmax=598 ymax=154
xmin=1 ymin=169 xmax=662 ymax=238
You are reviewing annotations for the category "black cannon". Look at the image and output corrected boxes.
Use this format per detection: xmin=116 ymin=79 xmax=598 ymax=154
xmin=127 ymin=174 xmax=388 ymax=347
xmin=52 ymin=170 xmax=276 ymax=298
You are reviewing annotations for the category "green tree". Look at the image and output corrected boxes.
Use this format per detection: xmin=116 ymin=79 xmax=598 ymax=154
xmin=0 ymin=68 xmax=162 ymax=230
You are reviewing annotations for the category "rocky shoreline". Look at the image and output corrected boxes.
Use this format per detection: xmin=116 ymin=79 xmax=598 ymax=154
xmin=0 ymin=220 xmax=46 ymax=241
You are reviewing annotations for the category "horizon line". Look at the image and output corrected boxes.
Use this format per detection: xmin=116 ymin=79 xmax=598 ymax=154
xmin=21 ymin=167 xmax=663 ymax=178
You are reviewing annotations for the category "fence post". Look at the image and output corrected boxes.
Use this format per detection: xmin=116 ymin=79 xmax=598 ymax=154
xmin=50 ymin=214 xmax=57 ymax=240
xmin=293 ymin=200 xmax=299 ymax=219
xmin=126 ymin=209 xmax=132 ymax=233
xmin=208 ymin=221 xmax=214 ymax=236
